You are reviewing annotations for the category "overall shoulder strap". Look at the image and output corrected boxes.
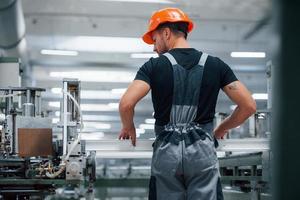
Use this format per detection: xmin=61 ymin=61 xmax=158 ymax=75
xmin=198 ymin=52 xmax=208 ymax=67
xmin=163 ymin=52 xmax=177 ymax=65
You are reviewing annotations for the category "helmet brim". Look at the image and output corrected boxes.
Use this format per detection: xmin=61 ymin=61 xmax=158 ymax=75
xmin=142 ymin=31 xmax=154 ymax=44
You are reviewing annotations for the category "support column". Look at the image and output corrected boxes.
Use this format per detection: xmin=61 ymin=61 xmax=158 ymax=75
xmin=273 ymin=0 xmax=300 ymax=199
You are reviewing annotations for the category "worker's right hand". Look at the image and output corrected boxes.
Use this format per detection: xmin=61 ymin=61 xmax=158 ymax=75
xmin=213 ymin=126 xmax=228 ymax=139
xmin=119 ymin=126 xmax=137 ymax=146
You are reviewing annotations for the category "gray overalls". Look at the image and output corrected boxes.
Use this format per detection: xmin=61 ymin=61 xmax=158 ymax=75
xmin=149 ymin=52 xmax=223 ymax=200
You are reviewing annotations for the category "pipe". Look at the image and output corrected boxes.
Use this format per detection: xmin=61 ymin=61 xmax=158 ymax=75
xmin=0 ymin=0 xmax=25 ymax=50
xmin=0 ymin=0 xmax=31 ymax=86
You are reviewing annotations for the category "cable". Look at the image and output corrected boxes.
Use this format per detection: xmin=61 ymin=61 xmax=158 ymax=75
xmin=62 ymin=91 xmax=84 ymax=132
xmin=62 ymin=91 xmax=83 ymax=160
xmin=45 ymin=163 xmax=66 ymax=178
xmin=46 ymin=90 xmax=84 ymax=178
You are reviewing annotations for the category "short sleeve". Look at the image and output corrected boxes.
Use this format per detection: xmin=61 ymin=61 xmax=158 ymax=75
xmin=219 ymin=58 xmax=238 ymax=88
xmin=134 ymin=58 xmax=154 ymax=86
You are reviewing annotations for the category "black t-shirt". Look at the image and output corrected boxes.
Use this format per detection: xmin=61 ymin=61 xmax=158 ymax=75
xmin=134 ymin=48 xmax=238 ymax=126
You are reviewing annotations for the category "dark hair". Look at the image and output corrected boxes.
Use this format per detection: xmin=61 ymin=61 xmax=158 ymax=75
xmin=156 ymin=21 xmax=189 ymax=39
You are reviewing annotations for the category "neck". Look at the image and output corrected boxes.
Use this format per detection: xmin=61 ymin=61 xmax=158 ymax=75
xmin=168 ymin=37 xmax=190 ymax=50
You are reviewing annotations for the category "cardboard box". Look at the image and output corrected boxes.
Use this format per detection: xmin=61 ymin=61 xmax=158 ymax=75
xmin=18 ymin=128 xmax=53 ymax=157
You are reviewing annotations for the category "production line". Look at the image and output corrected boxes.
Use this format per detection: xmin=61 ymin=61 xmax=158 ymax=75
xmin=0 ymin=78 xmax=272 ymax=199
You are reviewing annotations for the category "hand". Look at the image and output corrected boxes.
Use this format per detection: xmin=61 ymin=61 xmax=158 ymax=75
xmin=118 ymin=126 xmax=137 ymax=146
xmin=213 ymin=127 xmax=228 ymax=139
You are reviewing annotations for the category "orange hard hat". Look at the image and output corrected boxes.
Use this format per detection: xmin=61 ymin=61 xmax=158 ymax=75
xmin=142 ymin=7 xmax=194 ymax=44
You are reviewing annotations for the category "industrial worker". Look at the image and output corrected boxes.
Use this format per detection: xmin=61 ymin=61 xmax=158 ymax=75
xmin=119 ymin=7 xmax=256 ymax=200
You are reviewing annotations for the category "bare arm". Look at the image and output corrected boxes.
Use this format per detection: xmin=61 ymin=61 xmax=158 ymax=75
xmin=119 ymin=80 xmax=150 ymax=146
xmin=214 ymin=81 xmax=256 ymax=139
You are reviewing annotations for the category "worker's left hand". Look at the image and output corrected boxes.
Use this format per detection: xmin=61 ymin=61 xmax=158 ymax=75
xmin=119 ymin=126 xmax=137 ymax=146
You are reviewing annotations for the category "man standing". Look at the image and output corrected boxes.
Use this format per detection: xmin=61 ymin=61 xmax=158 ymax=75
xmin=119 ymin=7 xmax=256 ymax=200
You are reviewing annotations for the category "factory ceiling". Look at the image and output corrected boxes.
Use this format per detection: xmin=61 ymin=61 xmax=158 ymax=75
xmin=2 ymin=0 xmax=273 ymax=139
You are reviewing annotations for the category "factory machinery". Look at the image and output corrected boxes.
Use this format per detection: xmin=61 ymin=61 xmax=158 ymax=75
xmin=0 ymin=82 xmax=272 ymax=200
xmin=0 ymin=79 xmax=96 ymax=199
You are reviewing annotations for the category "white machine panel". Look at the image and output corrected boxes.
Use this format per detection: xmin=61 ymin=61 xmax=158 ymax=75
xmin=0 ymin=58 xmax=20 ymax=87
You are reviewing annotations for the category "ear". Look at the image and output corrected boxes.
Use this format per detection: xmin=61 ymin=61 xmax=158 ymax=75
xmin=163 ymin=27 xmax=171 ymax=40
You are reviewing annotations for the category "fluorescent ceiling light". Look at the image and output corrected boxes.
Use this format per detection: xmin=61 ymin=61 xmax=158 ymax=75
xmin=55 ymin=111 xmax=60 ymax=117
xmin=81 ymin=132 xmax=104 ymax=140
xmin=108 ymin=103 xmax=119 ymax=109
xmin=84 ymin=122 xmax=111 ymax=129
xmin=81 ymin=91 xmax=122 ymax=99
xmin=49 ymin=101 xmax=60 ymax=108
xmin=57 ymin=36 xmax=153 ymax=53
xmin=139 ymin=124 xmax=154 ymax=130
xmin=52 ymin=118 xmax=59 ymax=124
xmin=231 ymin=52 xmax=266 ymax=58
xmin=49 ymin=71 xmax=135 ymax=83
xmin=136 ymin=128 xmax=145 ymax=134
xmin=50 ymin=88 xmax=123 ymax=99
xmin=131 ymin=53 xmax=158 ymax=59
xmin=145 ymin=118 xmax=155 ymax=124
xmin=83 ymin=115 xmax=120 ymax=121
xmin=111 ymin=88 xmax=127 ymax=94
xmin=252 ymin=93 xmax=268 ymax=100
xmin=48 ymin=102 xmax=119 ymax=111
xmin=86 ymin=122 xmax=111 ymax=129
xmin=135 ymin=129 xmax=145 ymax=138
xmin=81 ymin=104 xmax=118 ymax=111
xmin=41 ymin=49 xmax=78 ymax=56
xmin=51 ymin=88 xmax=62 ymax=94
xmin=103 ymin=0 xmax=174 ymax=4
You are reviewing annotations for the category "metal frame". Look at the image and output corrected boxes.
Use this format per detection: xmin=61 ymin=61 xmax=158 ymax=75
xmin=85 ymin=138 xmax=270 ymax=159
